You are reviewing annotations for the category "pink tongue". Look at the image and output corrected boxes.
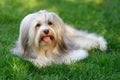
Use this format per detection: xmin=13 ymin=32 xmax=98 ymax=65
xmin=43 ymin=36 xmax=50 ymax=42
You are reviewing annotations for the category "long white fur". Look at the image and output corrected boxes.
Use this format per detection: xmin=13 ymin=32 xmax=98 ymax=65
xmin=12 ymin=10 xmax=107 ymax=67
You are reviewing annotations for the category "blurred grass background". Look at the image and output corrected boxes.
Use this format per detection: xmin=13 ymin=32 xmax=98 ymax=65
xmin=0 ymin=0 xmax=120 ymax=80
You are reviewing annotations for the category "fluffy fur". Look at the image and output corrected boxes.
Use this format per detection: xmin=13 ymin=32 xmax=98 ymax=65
xmin=12 ymin=10 xmax=107 ymax=67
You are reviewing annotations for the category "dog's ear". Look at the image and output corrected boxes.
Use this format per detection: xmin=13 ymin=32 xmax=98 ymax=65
xmin=51 ymin=13 xmax=68 ymax=53
xmin=20 ymin=31 xmax=29 ymax=56
xmin=19 ymin=14 xmax=33 ymax=56
xmin=57 ymin=38 xmax=68 ymax=53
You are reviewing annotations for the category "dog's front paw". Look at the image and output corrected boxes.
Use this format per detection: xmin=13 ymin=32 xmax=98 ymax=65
xmin=97 ymin=37 xmax=107 ymax=51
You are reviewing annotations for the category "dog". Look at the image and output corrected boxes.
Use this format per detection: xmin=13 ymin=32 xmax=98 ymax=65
xmin=12 ymin=10 xmax=107 ymax=67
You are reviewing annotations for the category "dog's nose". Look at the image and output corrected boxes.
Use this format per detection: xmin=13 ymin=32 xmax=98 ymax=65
xmin=44 ymin=29 xmax=49 ymax=34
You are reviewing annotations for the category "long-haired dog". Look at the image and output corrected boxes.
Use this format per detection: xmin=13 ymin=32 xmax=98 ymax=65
xmin=12 ymin=10 xmax=107 ymax=67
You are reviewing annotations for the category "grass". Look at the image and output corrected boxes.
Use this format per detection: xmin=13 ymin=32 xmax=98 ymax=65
xmin=0 ymin=0 xmax=120 ymax=80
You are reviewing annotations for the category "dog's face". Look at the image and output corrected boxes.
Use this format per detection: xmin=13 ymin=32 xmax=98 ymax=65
xmin=19 ymin=10 xmax=67 ymax=53
xmin=32 ymin=11 xmax=58 ymax=47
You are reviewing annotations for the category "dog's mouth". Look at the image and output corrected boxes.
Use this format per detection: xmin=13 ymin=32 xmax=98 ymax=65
xmin=41 ymin=35 xmax=54 ymax=43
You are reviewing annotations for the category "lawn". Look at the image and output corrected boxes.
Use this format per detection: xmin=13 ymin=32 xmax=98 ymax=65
xmin=0 ymin=0 xmax=120 ymax=80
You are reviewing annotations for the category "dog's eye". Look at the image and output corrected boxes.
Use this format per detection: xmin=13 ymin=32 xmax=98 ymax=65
xmin=48 ymin=21 xmax=53 ymax=25
xmin=36 ymin=23 xmax=41 ymax=29
xmin=36 ymin=23 xmax=41 ymax=27
xmin=36 ymin=23 xmax=41 ymax=28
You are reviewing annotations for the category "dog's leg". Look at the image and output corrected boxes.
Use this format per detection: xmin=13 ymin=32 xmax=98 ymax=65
xmin=65 ymin=25 xmax=107 ymax=51
xmin=28 ymin=58 xmax=51 ymax=67
xmin=73 ymin=31 xmax=107 ymax=51
xmin=60 ymin=49 xmax=88 ymax=64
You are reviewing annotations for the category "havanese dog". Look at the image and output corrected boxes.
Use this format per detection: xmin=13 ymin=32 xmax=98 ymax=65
xmin=12 ymin=10 xmax=107 ymax=67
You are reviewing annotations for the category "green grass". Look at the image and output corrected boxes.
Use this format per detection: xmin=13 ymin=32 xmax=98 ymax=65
xmin=0 ymin=0 xmax=120 ymax=80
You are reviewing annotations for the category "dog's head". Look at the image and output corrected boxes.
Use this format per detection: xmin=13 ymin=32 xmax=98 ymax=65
xmin=19 ymin=10 xmax=67 ymax=54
